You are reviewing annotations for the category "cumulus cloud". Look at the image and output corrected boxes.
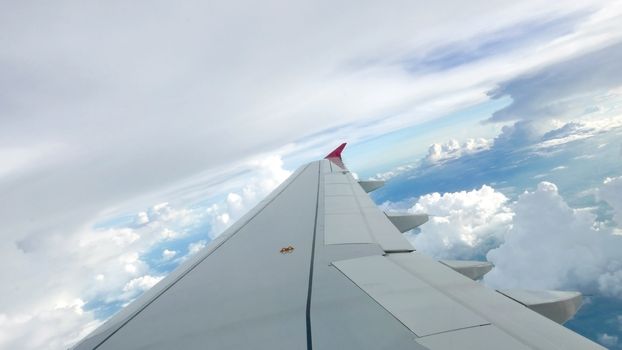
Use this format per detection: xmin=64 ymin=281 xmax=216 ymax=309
xmin=370 ymin=164 xmax=416 ymax=181
xmin=161 ymin=249 xmax=177 ymax=261
xmin=187 ymin=240 xmax=208 ymax=256
xmin=424 ymin=138 xmax=492 ymax=165
xmin=118 ymin=275 xmax=164 ymax=302
xmin=135 ymin=211 xmax=149 ymax=225
xmin=485 ymin=182 xmax=622 ymax=297
xmin=598 ymin=270 xmax=622 ymax=299
xmin=598 ymin=333 xmax=619 ymax=348
xmin=492 ymin=120 xmax=545 ymax=149
xmin=400 ymin=185 xmax=513 ymax=259
xmin=600 ymin=176 xmax=622 ymax=226
xmin=389 ymin=178 xmax=622 ymax=300
xmin=147 ymin=202 xmax=195 ymax=226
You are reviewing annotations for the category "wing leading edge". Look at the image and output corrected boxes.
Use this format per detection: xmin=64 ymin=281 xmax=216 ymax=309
xmin=72 ymin=144 xmax=604 ymax=350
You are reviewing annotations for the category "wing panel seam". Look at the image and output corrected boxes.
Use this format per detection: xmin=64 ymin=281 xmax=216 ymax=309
xmin=305 ymin=161 xmax=321 ymax=350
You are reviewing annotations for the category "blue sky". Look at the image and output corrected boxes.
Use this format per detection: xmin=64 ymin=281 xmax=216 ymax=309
xmin=1 ymin=1 xmax=622 ymax=348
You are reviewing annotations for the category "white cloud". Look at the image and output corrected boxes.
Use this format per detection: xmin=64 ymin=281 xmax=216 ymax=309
xmin=424 ymin=138 xmax=492 ymax=165
xmin=536 ymin=123 xmax=596 ymax=149
xmin=159 ymin=228 xmax=181 ymax=240
xmin=600 ymin=176 xmax=622 ymax=226
xmin=597 ymin=333 xmax=619 ymax=348
xmin=0 ymin=200 xmax=204 ymax=348
xmin=386 ymin=179 xmax=622 ymax=299
xmin=598 ymin=270 xmax=622 ymax=298
xmin=226 ymin=193 xmax=243 ymax=212
xmin=485 ymin=181 xmax=622 ymax=297
xmin=492 ymin=120 xmax=544 ymax=149
xmin=0 ymin=300 xmax=100 ymax=350
xmin=535 ymin=117 xmax=622 ymax=149
xmin=399 ymin=185 xmax=512 ymax=259
xmin=135 ymin=211 xmax=149 ymax=225
xmin=119 ymin=275 xmax=164 ymax=301
xmin=370 ymin=164 xmax=416 ymax=181
xmin=162 ymin=249 xmax=177 ymax=260
xmin=187 ymin=240 xmax=207 ymax=256
xmin=148 ymin=202 xmax=194 ymax=225
xmin=123 ymin=275 xmax=163 ymax=293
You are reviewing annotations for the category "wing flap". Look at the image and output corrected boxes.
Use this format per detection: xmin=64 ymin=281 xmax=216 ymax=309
xmin=332 ymin=251 xmax=603 ymax=349
xmin=333 ymin=255 xmax=490 ymax=337
xmin=388 ymin=252 xmax=604 ymax=349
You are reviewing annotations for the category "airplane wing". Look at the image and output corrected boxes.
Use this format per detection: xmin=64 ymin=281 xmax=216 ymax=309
xmin=72 ymin=144 xmax=604 ymax=349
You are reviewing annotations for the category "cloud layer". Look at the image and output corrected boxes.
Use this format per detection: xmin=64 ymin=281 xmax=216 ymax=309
xmin=599 ymin=176 xmax=622 ymax=227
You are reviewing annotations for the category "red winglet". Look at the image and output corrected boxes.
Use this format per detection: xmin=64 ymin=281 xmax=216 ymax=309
xmin=324 ymin=143 xmax=347 ymax=159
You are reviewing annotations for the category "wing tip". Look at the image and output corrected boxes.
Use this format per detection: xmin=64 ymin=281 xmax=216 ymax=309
xmin=324 ymin=142 xmax=347 ymax=159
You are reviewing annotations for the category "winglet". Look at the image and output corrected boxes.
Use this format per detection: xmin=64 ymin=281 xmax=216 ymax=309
xmin=324 ymin=143 xmax=347 ymax=159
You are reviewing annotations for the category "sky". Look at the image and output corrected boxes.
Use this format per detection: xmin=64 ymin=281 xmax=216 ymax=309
xmin=1 ymin=0 xmax=622 ymax=348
